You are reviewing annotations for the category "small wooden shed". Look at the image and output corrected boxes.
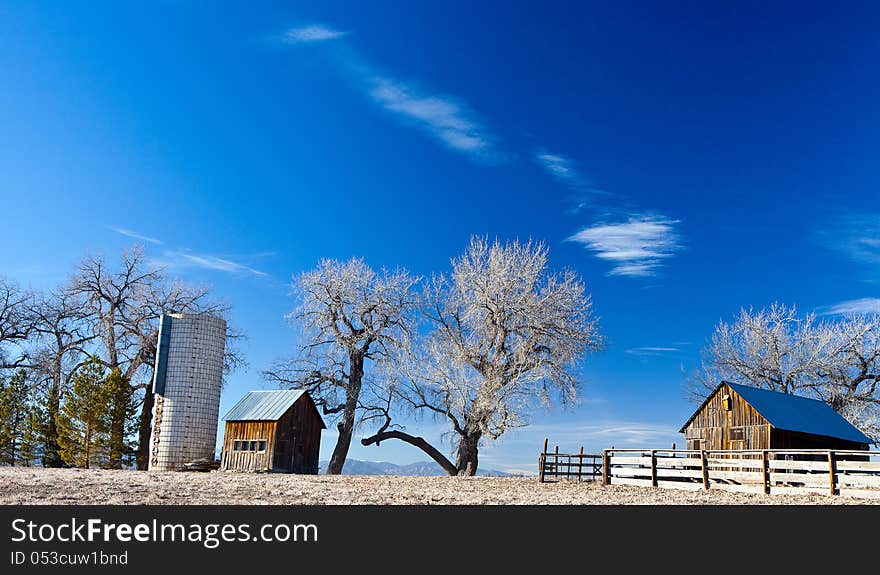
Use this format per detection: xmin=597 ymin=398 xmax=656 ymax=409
xmin=220 ymin=390 xmax=325 ymax=473
xmin=681 ymin=381 xmax=871 ymax=451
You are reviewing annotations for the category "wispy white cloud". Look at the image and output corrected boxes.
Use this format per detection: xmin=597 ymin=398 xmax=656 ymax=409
xmin=535 ymin=149 xmax=608 ymax=214
xmin=283 ymin=25 xmax=347 ymax=43
xmin=567 ymin=215 xmax=683 ymax=277
xmin=625 ymin=346 xmax=680 ymax=357
xmin=110 ymin=226 xmax=164 ymax=245
xmin=152 ymin=250 xmax=268 ymax=277
xmin=820 ymin=298 xmax=880 ymax=316
xmin=278 ymin=22 xmax=496 ymax=162
xmin=818 ymin=213 xmax=880 ymax=265
xmin=536 ymin=151 xmax=585 ymax=187
xmin=368 ymin=78 xmax=494 ymax=159
xmin=508 ymin=421 xmax=681 ymax=451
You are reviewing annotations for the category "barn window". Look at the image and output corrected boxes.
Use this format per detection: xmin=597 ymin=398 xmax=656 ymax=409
xmin=232 ymin=440 xmax=267 ymax=452
xmin=721 ymin=394 xmax=732 ymax=411
xmin=728 ymin=428 xmax=745 ymax=441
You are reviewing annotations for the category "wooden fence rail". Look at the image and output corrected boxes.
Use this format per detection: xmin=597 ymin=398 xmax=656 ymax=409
xmin=601 ymin=448 xmax=880 ymax=499
xmin=538 ymin=441 xmax=602 ymax=482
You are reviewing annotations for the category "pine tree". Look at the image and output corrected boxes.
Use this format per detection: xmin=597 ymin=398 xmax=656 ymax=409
xmin=103 ymin=368 xmax=136 ymax=469
xmin=56 ymin=358 xmax=110 ymax=469
xmin=17 ymin=403 xmax=44 ymax=466
xmin=0 ymin=370 xmax=32 ymax=466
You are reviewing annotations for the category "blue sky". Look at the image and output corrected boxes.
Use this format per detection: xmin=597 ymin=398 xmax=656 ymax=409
xmin=2 ymin=2 xmax=879 ymax=473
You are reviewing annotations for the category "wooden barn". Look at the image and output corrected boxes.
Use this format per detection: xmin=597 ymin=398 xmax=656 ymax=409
xmin=681 ymin=381 xmax=872 ymax=451
xmin=220 ymin=390 xmax=325 ymax=473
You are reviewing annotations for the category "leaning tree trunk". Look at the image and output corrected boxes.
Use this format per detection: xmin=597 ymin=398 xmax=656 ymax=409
xmin=454 ymin=431 xmax=481 ymax=476
xmin=135 ymin=387 xmax=154 ymax=470
xmin=326 ymin=352 xmax=364 ymax=475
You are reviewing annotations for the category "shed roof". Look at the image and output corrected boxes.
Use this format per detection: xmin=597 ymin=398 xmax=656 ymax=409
xmin=681 ymin=382 xmax=872 ymax=444
xmin=223 ymin=390 xmax=309 ymax=422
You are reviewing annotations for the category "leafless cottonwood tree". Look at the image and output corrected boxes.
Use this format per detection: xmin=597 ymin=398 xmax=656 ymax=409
xmin=72 ymin=247 xmax=244 ymax=469
xmin=265 ymin=258 xmax=417 ymax=475
xmin=0 ymin=278 xmax=35 ymax=370
xmin=689 ymin=302 xmax=880 ymax=440
xmin=362 ymin=237 xmax=604 ymax=475
xmin=28 ymin=288 xmax=96 ymax=466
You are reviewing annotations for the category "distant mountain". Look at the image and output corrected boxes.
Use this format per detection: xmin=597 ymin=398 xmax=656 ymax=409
xmin=320 ymin=459 xmax=513 ymax=477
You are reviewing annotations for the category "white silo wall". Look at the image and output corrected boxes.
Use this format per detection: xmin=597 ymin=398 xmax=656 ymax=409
xmin=148 ymin=313 xmax=226 ymax=471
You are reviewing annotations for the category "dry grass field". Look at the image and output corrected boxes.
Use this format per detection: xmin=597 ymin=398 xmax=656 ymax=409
xmin=0 ymin=467 xmax=876 ymax=505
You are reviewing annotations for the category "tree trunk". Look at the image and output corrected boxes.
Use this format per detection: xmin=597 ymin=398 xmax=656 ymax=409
xmin=326 ymin=352 xmax=364 ymax=475
xmin=136 ymin=387 xmax=154 ymax=470
xmin=361 ymin=430 xmax=458 ymax=476
xmin=83 ymin=425 xmax=91 ymax=469
xmin=454 ymin=431 xmax=481 ymax=476
xmin=42 ymin=373 xmax=63 ymax=468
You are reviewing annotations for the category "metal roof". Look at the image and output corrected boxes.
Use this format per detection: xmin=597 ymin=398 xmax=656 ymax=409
xmin=682 ymin=382 xmax=871 ymax=444
xmin=223 ymin=389 xmax=307 ymax=421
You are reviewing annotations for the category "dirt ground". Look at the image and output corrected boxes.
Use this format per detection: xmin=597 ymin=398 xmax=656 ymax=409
xmin=0 ymin=467 xmax=875 ymax=505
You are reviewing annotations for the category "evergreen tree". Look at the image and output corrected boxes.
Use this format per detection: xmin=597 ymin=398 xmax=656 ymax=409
xmin=0 ymin=370 xmax=32 ymax=466
xmin=103 ymin=368 xmax=136 ymax=469
xmin=56 ymin=358 xmax=109 ymax=468
xmin=17 ymin=402 xmax=44 ymax=466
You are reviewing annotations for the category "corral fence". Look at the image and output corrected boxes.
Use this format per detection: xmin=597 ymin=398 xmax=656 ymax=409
xmin=602 ymin=448 xmax=880 ymax=499
xmin=538 ymin=440 xmax=602 ymax=482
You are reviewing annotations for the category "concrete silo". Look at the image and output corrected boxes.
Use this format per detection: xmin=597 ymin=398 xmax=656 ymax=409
xmin=148 ymin=313 xmax=227 ymax=471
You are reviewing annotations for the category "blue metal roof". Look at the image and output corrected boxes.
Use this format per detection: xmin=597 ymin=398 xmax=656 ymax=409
xmin=223 ymin=390 xmax=307 ymax=421
xmin=726 ymin=382 xmax=872 ymax=444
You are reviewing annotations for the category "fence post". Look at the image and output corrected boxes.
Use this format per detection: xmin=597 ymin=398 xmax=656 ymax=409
xmin=602 ymin=450 xmax=610 ymax=486
xmin=700 ymin=449 xmax=709 ymax=490
xmin=554 ymin=445 xmax=559 ymax=480
xmin=650 ymin=450 xmax=658 ymax=487
xmin=828 ymin=451 xmax=836 ymax=497
xmin=578 ymin=446 xmax=584 ymax=482
xmin=538 ymin=453 xmax=545 ymax=483
xmin=761 ymin=450 xmax=770 ymax=494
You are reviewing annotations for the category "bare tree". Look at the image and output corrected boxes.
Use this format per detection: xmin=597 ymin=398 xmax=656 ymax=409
xmin=689 ymin=303 xmax=880 ymax=440
xmin=72 ymin=247 xmax=244 ymax=469
xmin=265 ymin=258 xmax=417 ymax=475
xmin=0 ymin=278 xmax=35 ymax=370
xmin=28 ymin=287 xmax=95 ymax=467
xmin=362 ymin=237 xmax=604 ymax=475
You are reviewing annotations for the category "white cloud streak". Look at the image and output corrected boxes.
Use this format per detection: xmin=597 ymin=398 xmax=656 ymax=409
xmin=567 ymin=215 xmax=682 ymax=277
xmin=283 ymin=25 xmax=347 ymax=43
xmin=152 ymin=250 xmax=268 ymax=277
xmin=818 ymin=213 xmax=880 ymax=266
xmin=110 ymin=227 xmax=164 ymax=245
xmin=535 ymin=150 xmax=609 ymax=213
xmin=821 ymin=298 xmax=880 ymax=316
xmin=368 ymin=78 xmax=493 ymax=159
xmin=278 ymin=22 xmax=496 ymax=161
xmin=536 ymin=151 xmax=585 ymax=187
xmin=625 ymin=347 xmax=680 ymax=356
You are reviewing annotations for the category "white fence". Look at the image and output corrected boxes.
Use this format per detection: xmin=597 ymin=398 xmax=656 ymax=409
xmin=602 ymin=449 xmax=880 ymax=499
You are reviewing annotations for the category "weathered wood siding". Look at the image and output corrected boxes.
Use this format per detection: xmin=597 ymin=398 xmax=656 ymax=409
xmin=277 ymin=394 xmax=322 ymax=474
xmin=683 ymin=383 xmax=771 ymax=450
xmin=220 ymin=394 xmax=323 ymax=474
xmin=220 ymin=421 xmax=277 ymax=472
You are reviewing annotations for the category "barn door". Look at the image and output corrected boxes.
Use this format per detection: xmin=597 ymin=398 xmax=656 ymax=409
xmin=726 ymin=426 xmax=746 ymax=451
